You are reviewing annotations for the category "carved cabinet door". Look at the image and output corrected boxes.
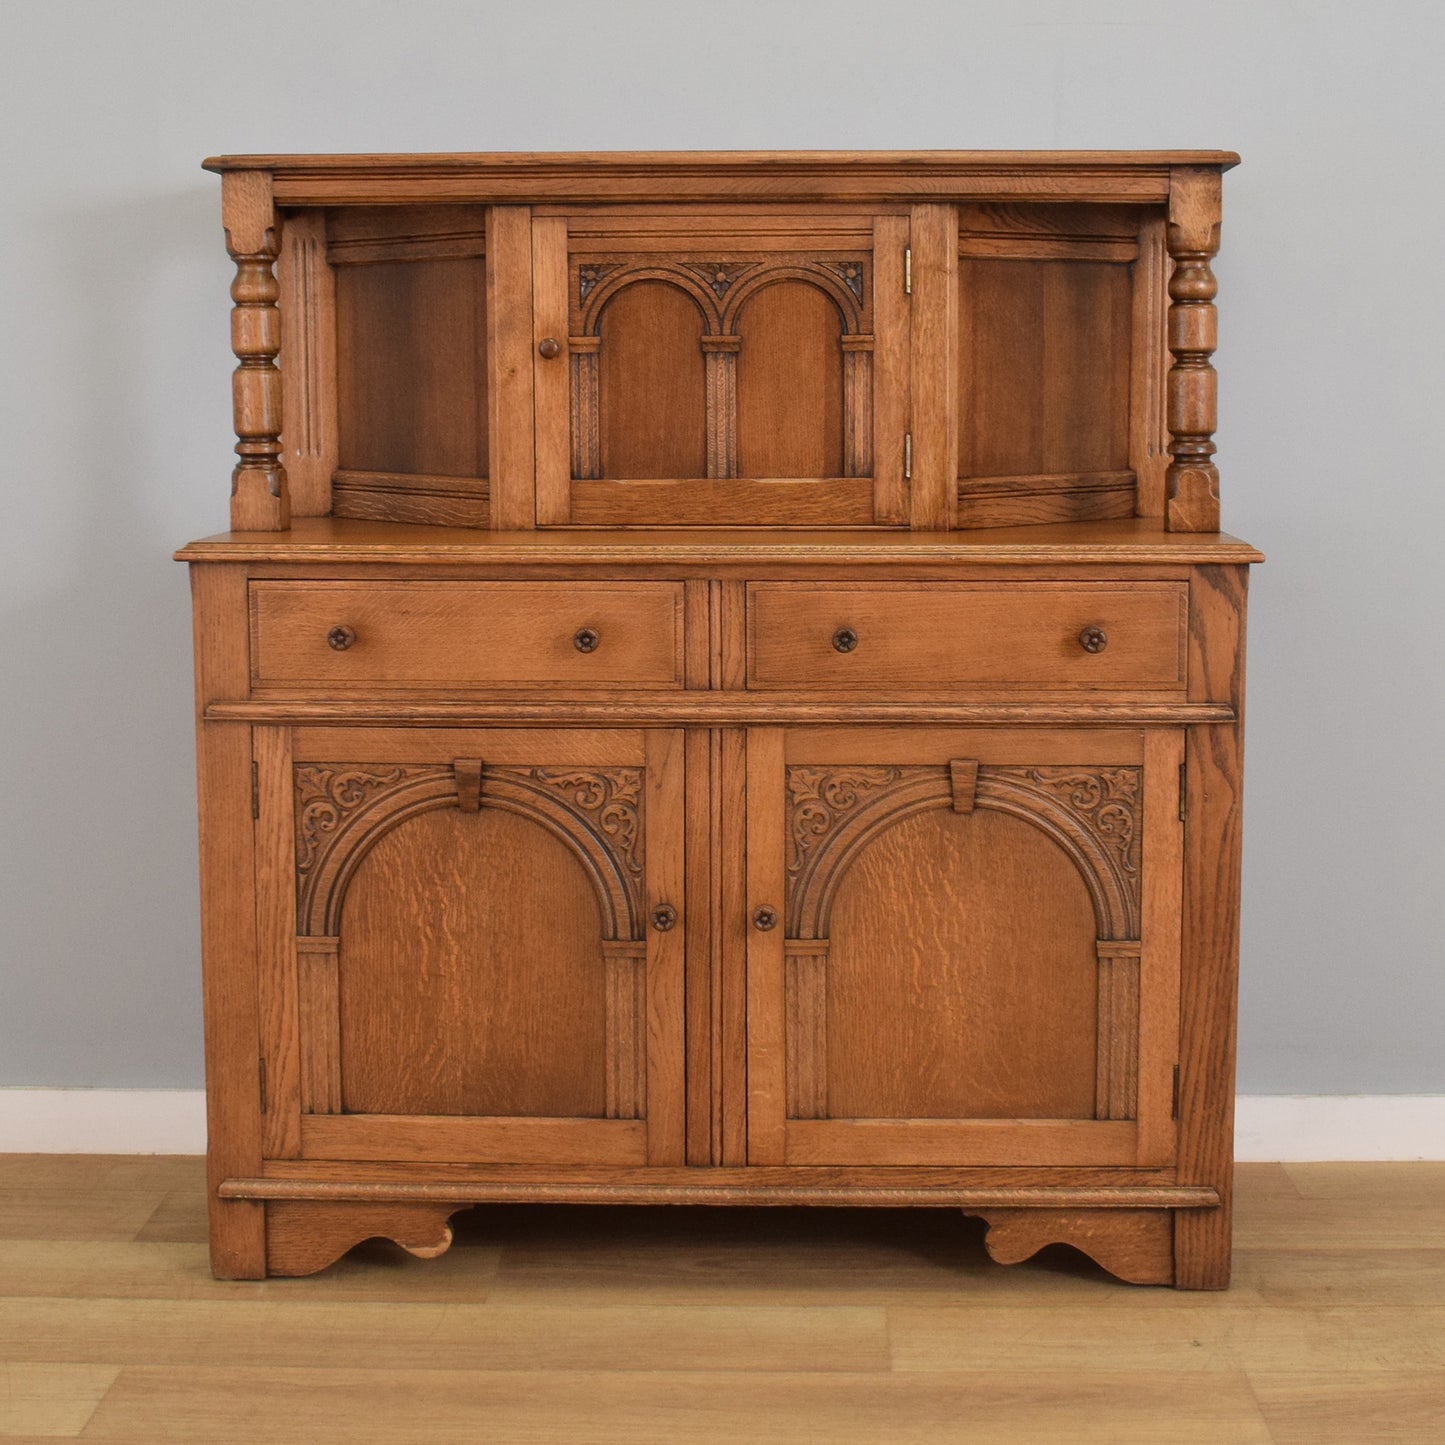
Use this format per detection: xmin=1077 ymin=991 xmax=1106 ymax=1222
xmin=745 ymin=727 xmax=1184 ymax=1168
xmin=252 ymin=726 xmax=685 ymax=1167
xmin=530 ymin=207 xmax=910 ymax=528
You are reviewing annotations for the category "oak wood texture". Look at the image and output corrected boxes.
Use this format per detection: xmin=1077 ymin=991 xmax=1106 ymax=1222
xmin=186 ymin=150 xmax=1254 ymax=1289
xmin=7 ymin=1158 xmax=1444 ymax=1445
xmin=249 ymin=580 xmax=685 ymax=690
xmin=745 ymin=581 xmax=1187 ymax=691
xmin=177 ymin=517 xmax=1263 ymax=566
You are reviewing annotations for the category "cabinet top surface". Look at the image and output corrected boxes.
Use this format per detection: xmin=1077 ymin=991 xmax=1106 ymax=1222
xmin=205 ymin=149 xmax=1240 ymax=174
xmin=176 ymin=518 xmax=1262 ymax=566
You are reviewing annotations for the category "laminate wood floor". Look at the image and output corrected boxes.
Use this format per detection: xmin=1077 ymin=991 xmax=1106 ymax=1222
xmin=0 ymin=1157 xmax=1441 ymax=1442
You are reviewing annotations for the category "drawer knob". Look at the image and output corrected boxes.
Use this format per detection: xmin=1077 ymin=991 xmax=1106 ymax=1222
xmin=832 ymin=627 xmax=859 ymax=653
xmin=1079 ymin=626 xmax=1109 ymax=654
xmin=574 ymin=627 xmax=601 ymax=653
xmin=650 ymin=903 xmax=678 ymax=933
xmin=327 ymin=625 xmax=356 ymax=651
xmin=752 ymin=905 xmax=778 ymax=932
xmin=538 ymin=337 xmax=562 ymax=360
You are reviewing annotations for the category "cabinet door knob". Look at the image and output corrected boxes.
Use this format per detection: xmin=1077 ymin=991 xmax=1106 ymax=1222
xmin=1079 ymin=626 xmax=1108 ymax=654
xmin=832 ymin=627 xmax=859 ymax=653
xmin=327 ymin=625 xmax=356 ymax=651
xmin=574 ymin=627 xmax=601 ymax=653
xmin=538 ymin=337 xmax=561 ymax=360
xmin=650 ymin=903 xmax=678 ymax=933
xmin=752 ymin=905 xmax=778 ymax=932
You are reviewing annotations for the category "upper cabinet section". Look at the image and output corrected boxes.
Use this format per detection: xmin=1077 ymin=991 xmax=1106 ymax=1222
xmin=209 ymin=153 xmax=1235 ymax=535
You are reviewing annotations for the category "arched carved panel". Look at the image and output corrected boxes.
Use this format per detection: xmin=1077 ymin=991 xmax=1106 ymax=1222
xmin=595 ymin=281 xmax=708 ymax=479
xmin=785 ymin=762 xmax=1141 ymax=942
xmin=569 ymin=252 xmax=873 ymax=481
xmin=294 ymin=762 xmax=645 ymax=940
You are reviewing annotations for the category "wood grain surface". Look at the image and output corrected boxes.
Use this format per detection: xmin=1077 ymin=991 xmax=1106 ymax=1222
xmin=3 ymin=1157 xmax=1440 ymax=1444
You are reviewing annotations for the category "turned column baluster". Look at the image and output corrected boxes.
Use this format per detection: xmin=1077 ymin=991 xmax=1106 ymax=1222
xmin=1165 ymin=168 xmax=1223 ymax=532
xmin=223 ymin=170 xmax=289 ymax=530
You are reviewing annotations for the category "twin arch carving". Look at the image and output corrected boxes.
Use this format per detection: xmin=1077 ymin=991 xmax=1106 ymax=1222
xmin=293 ymin=763 xmax=645 ymax=941
xmin=577 ymin=258 xmax=868 ymax=338
xmin=786 ymin=763 xmax=1142 ymax=943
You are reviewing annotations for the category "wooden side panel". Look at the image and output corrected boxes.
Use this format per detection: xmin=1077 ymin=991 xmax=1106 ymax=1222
xmin=334 ymin=257 xmax=488 ymax=480
xmin=337 ymin=806 xmax=609 ymax=1118
xmin=957 ymin=258 xmax=1132 ymax=479
xmin=825 ymin=807 xmax=1099 ymax=1119
xmin=190 ymin=565 xmax=266 ymax=1278
xmin=1176 ymin=565 xmax=1248 ymax=1287
xmin=735 ymin=282 xmax=844 ymax=478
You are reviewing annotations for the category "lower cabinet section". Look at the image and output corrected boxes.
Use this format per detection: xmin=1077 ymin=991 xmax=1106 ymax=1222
xmin=231 ymin=719 xmax=1212 ymax=1286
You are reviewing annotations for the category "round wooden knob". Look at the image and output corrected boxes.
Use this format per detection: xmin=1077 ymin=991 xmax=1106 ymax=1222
xmin=574 ymin=627 xmax=601 ymax=653
xmin=327 ymin=625 xmax=356 ymax=651
xmin=650 ymin=903 xmax=678 ymax=933
xmin=752 ymin=905 xmax=778 ymax=932
xmin=832 ymin=627 xmax=859 ymax=653
xmin=1079 ymin=626 xmax=1109 ymax=654
xmin=538 ymin=337 xmax=561 ymax=360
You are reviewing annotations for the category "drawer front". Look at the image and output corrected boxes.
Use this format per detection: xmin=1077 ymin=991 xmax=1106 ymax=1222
xmin=747 ymin=583 xmax=1187 ymax=691
xmin=251 ymin=582 xmax=685 ymax=690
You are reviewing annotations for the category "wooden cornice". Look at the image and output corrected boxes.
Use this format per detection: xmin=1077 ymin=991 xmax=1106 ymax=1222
xmin=202 ymin=150 xmax=1240 ymax=207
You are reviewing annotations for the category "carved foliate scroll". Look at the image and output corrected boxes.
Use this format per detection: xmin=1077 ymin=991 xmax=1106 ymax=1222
xmin=293 ymin=762 xmax=646 ymax=940
xmin=785 ymin=763 xmax=1142 ymax=943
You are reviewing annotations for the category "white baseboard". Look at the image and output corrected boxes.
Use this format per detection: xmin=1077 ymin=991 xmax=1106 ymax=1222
xmin=1 ymin=1089 xmax=1442 ymax=1160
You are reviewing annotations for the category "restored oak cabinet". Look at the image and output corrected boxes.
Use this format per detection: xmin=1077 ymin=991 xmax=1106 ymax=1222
xmin=180 ymin=151 xmax=1258 ymax=1286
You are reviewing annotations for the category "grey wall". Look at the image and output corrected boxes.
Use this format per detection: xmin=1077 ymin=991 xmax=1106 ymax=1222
xmin=3 ymin=0 xmax=1442 ymax=1092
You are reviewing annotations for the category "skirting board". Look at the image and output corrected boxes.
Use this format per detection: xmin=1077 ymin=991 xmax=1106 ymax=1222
xmin=0 ymin=1090 xmax=1442 ymax=1160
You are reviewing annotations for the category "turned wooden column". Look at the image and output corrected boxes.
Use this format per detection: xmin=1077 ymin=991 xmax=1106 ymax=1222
xmin=1165 ymin=168 xmax=1223 ymax=533
xmin=222 ymin=170 xmax=289 ymax=530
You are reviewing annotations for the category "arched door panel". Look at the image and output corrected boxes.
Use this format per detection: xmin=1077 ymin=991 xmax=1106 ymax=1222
xmin=747 ymin=726 xmax=1184 ymax=1169
xmin=254 ymin=727 xmax=685 ymax=1168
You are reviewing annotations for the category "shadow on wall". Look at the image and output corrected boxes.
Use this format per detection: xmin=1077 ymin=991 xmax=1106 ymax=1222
xmin=1 ymin=183 xmax=232 ymax=1087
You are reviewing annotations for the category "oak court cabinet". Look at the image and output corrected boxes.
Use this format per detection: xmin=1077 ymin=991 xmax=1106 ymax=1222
xmin=179 ymin=150 xmax=1258 ymax=1286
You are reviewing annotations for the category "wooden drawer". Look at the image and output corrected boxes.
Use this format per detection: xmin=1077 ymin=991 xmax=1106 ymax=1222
xmin=747 ymin=582 xmax=1187 ymax=691
xmin=250 ymin=582 xmax=685 ymax=690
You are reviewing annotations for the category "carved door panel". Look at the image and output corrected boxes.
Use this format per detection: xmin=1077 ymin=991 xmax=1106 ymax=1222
xmin=746 ymin=727 xmax=1184 ymax=1167
xmin=531 ymin=208 xmax=910 ymax=527
xmin=253 ymin=726 xmax=685 ymax=1167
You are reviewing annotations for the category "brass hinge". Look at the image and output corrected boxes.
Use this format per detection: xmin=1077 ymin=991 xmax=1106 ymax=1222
xmin=1172 ymin=1064 xmax=1181 ymax=1119
xmin=259 ymin=1056 xmax=268 ymax=1114
xmin=251 ymin=761 xmax=260 ymax=820
xmin=904 ymin=432 xmax=913 ymax=480
xmin=1178 ymin=760 xmax=1187 ymax=822
xmin=904 ymin=246 xmax=912 ymax=294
